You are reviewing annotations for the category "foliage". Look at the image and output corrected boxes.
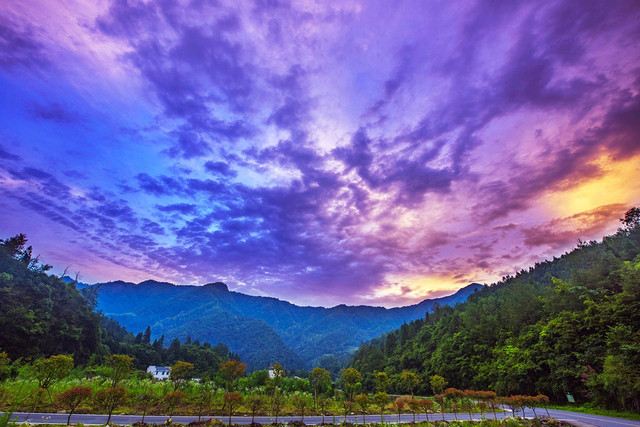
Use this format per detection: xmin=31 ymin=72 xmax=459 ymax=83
xmin=100 ymin=317 xmax=232 ymax=375
xmin=269 ymin=362 xmax=286 ymax=397
xmin=340 ymin=368 xmax=362 ymax=401
xmin=354 ymin=393 xmax=371 ymax=422
xmin=0 ymin=233 xmax=234 ymax=376
xmin=392 ymin=396 xmax=409 ymax=417
xmin=170 ymin=361 xmax=194 ymax=390
xmin=291 ymin=394 xmax=311 ymax=420
xmin=92 ymin=269 xmax=480 ymax=371
xmin=349 ymin=208 xmax=640 ymax=412
xmin=107 ymin=354 xmax=133 ymax=388
xmin=373 ymin=371 xmax=390 ymax=393
xmin=0 ymin=246 xmax=100 ymax=363
xmin=0 ymin=233 xmax=51 ymax=273
xmin=340 ymin=399 xmax=355 ymax=419
xmin=309 ymin=367 xmax=331 ymax=409
xmin=0 ymin=411 xmax=17 ymax=427
xmin=430 ymin=375 xmax=446 ymax=395
xmin=270 ymin=389 xmax=286 ymax=422
xmin=223 ymin=392 xmax=243 ymax=425
xmin=93 ymin=386 xmax=126 ymax=424
xmin=34 ymin=355 xmax=74 ymax=389
xmin=163 ymin=390 xmax=186 ymax=417
xmin=219 ymin=360 xmax=246 ymax=391
xmin=56 ymin=386 xmax=91 ymax=425
xmin=189 ymin=382 xmax=215 ymax=421
xmin=137 ymin=389 xmax=158 ymax=423
xmin=0 ymin=363 xmax=560 ymax=421
xmin=401 ymin=370 xmax=420 ymax=395
xmin=245 ymin=394 xmax=267 ymax=423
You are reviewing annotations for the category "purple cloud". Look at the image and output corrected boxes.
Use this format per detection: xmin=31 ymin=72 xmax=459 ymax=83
xmin=28 ymin=102 xmax=77 ymax=123
xmin=0 ymin=0 xmax=639 ymax=306
xmin=0 ymin=20 xmax=48 ymax=70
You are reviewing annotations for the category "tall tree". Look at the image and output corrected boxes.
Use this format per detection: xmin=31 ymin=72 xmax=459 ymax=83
xmin=401 ymin=371 xmax=420 ymax=396
xmin=373 ymin=392 xmax=389 ymax=418
xmin=374 ymin=371 xmax=390 ymax=393
xmin=191 ymin=383 xmax=215 ymax=421
xmin=0 ymin=234 xmax=28 ymax=257
xmin=269 ymin=362 xmax=285 ymax=410
xmin=355 ymin=393 xmax=371 ymax=423
xmin=137 ymin=390 xmax=157 ymax=424
xmin=163 ymin=390 xmax=186 ymax=418
xmin=219 ymin=360 xmax=247 ymax=391
xmin=341 ymin=368 xmax=362 ymax=401
xmin=143 ymin=326 xmax=151 ymax=344
xmin=429 ymin=375 xmax=446 ymax=395
xmin=107 ymin=354 xmax=133 ymax=388
xmin=309 ymin=367 xmax=331 ymax=410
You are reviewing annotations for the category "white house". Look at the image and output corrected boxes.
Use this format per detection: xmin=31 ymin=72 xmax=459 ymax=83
xmin=147 ymin=366 xmax=170 ymax=380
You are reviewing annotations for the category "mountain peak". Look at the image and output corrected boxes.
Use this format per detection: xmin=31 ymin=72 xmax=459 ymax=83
xmin=203 ymin=282 xmax=229 ymax=292
xmin=412 ymin=282 xmax=484 ymax=308
xmin=137 ymin=279 xmax=175 ymax=288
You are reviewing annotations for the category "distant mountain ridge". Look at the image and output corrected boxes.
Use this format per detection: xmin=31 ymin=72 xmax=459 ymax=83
xmin=85 ymin=278 xmax=483 ymax=371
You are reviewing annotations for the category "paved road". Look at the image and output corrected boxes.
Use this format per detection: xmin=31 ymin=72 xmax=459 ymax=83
xmin=4 ymin=408 xmax=640 ymax=426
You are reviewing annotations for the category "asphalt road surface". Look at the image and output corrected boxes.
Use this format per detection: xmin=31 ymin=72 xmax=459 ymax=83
xmin=5 ymin=408 xmax=640 ymax=427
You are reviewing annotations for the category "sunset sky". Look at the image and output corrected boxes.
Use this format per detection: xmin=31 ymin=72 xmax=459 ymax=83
xmin=1 ymin=0 xmax=639 ymax=307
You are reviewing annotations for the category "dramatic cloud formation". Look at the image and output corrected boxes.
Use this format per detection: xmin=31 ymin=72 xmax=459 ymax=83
xmin=1 ymin=0 xmax=639 ymax=306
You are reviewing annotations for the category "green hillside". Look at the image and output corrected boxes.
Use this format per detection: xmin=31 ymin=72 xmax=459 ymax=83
xmin=0 ymin=234 xmax=232 ymax=376
xmin=91 ymin=278 xmax=481 ymax=371
xmin=348 ymin=208 xmax=640 ymax=412
xmin=0 ymin=234 xmax=100 ymax=363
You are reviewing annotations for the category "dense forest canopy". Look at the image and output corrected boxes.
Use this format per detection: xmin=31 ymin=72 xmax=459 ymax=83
xmin=349 ymin=208 xmax=640 ymax=412
xmin=0 ymin=234 xmax=233 ymax=376
xmin=0 ymin=234 xmax=100 ymax=363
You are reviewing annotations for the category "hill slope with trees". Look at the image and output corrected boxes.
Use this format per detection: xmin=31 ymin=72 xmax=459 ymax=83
xmin=0 ymin=234 xmax=100 ymax=363
xmin=0 ymin=234 xmax=232 ymax=376
xmin=348 ymin=208 xmax=640 ymax=412
xmin=0 ymin=231 xmax=482 ymax=373
xmin=89 ymin=278 xmax=482 ymax=371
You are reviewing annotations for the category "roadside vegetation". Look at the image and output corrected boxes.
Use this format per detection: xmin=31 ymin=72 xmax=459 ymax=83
xmin=1 ymin=207 xmax=639 ymax=423
xmin=0 ymin=354 xmax=551 ymax=424
xmin=350 ymin=208 xmax=640 ymax=414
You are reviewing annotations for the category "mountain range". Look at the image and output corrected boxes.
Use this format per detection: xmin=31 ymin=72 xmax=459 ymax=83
xmin=84 ymin=279 xmax=483 ymax=371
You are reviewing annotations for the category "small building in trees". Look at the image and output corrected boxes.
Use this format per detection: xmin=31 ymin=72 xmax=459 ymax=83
xmin=147 ymin=366 xmax=170 ymax=380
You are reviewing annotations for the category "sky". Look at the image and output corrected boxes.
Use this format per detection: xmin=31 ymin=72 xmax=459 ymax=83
xmin=0 ymin=0 xmax=639 ymax=307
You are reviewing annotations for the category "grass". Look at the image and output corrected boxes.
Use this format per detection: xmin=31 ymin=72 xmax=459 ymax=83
xmin=548 ymin=404 xmax=640 ymax=421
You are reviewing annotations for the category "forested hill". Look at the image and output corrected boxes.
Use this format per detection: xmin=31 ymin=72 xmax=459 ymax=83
xmin=0 ymin=234 xmax=232 ymax=376
xmin=87 ymin=278 xmax=483 ymax=371
xmin=349 ymin=208 xmax=640 ymax=412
